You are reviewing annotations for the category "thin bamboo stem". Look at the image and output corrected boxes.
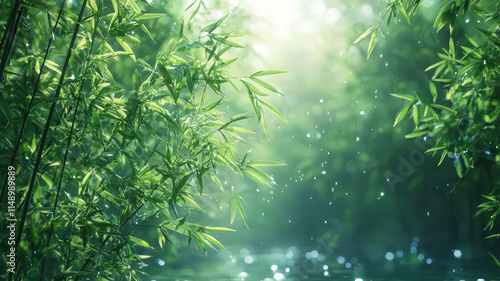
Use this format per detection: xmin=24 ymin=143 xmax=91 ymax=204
xmin=0 ymin=0 xmax=23 ymax=80
xmin=15 ymin=0 xmax=87 ymax=263
xmin=0 ymin=0 xmax=66 ymax=206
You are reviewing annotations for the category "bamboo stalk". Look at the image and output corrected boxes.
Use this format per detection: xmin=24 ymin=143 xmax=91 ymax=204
xmin=40 ymin=0 xmax=106 ymax=276
xmin=0 ymin=0 xmax=67 ymax=206
xmin=0 ymin=0 xmax=23 ymax=80
xmin=15 ymin=0 xmax=88 ymax=267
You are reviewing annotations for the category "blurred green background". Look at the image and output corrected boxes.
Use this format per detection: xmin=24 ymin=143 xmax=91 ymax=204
xmin=45 ymin=0 xmax=498 ymax=279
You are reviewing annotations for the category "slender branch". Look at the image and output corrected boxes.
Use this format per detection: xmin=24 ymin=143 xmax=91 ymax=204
xmin=39 ymin=81 xmax=83 ymax=278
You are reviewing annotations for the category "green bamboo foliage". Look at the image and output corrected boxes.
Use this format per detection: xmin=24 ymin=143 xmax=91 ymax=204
xmin=360 ymin=0 xmax=500 ymax=265
xmin=0 ymin=0 xmax=285 ymax=279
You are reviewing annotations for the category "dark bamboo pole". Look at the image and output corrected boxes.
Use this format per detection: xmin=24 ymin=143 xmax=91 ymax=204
xmin=14 ymin=1 xmax=87 ymax=278
xmin=0 ymin=0 xmax=67 ymax=206
xmin=0 ymin=0 xmax=23 ymax=80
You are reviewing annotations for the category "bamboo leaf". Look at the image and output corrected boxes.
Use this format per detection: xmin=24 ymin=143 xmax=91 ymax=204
xmin=127 ymin=0 xmax=141 ymax=14
xmin=82 ymin=170 xmax=92 ymax=186
xmin=210 ymin=35 xmax=243 ymax=48
xmin=118 ymin=34 xmax=141 ymax=44
xmin=188 ymin=1 xmax=202 ymax=23
xmin=136 ymin=13 xmax=165 ymax=20
xmin=489 ymin=252 xmax=500 ymax=267
xmin=260 ymin=100 xmax=287 ymax=122
xmin=429 ymin=82 xmax=437 ymax=103
xmin=251 ymin=77 xmax=283 ymax=95
xmin=202 ymin=226 xmax=235 ymax=233
xmin=404 ymin=131 xmax=429 ymax=138
xmin=231 ymin=196 xmax=249 ymax=229
xmin=438 ymin=149 xmax=448 ymax=166
xmin=426 ymin=146 xmax=446 ymax=153
xmin=45 ymin=60 xmax=61 ymax=74
xmin=116 ymin=37 xmax=136 ymax=62
xmin=367 ymin=26 xmax=379 ymax=59
xmin=396 ymin=0 xmax=411 ymax=24
xmin=243 ymin=166 xmax=272 ymax=187
xmin=230 ymin=198 xmax=236 ymax=224
xmin=250 ymin=70 xmax=287 ymax=77
xmin=140 ymin=24 xmax=155 ymax=42
xmin=246 ymin=160 xmax=286 ymax=166
xmin=199 ymin=233 xmax=230 ymax=253
xmin=425 ymin=60 xmax=445 ymax=72
xmin=183 ymin=196 xmax=204 ymax=212
xmin=390 ymin=93 xmax=415 ymax=101
xmin=353 ymin=25 xmax=377 ymax=44
xmin=202 ymin=13 xmax=230 ymax=33
xmin=393 ymin=101 xmax=415 ymax=127
xmin=412 ymin=104 xmax=419 ymax=128
xmin=455 ymin=157 xmax=463 ymax=178
xmin=429 ymin=103 xmax=457 ymax=113
xmin=260 ymin=108 xmax=269 ymax=140
xmin=129 ymin=236 xmax=153 ymax=249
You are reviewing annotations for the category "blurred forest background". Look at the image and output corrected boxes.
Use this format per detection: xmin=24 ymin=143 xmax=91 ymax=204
xmin=1 ymin=0 xmax=499 ymax=280
xmin=162 ymin=0 xmax=500 ymax=277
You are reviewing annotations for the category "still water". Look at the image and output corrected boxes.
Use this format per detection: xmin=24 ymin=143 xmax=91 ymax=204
xmin=148 ymin=246 xmax=499 ymax=281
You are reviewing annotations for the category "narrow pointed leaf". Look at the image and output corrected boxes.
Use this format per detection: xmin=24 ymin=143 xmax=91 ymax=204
xmin=367 ymin=26 xmax=379 ymax=59
xmin=393 ymin=101 xmax=415 ymax=127
xmin=250 ymin=70 xmax=287 ymax=77
xmin=390 ymin=93 xmax=415 ymax=101
xmin=260 ymin=100 xmax=287 ymax=122
xmin=353 ymin=25 xmax=377 ymax=44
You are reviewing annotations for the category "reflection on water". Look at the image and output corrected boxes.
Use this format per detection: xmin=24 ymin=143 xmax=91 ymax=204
xmin=148 ymin=245 xmax=499 ymax=281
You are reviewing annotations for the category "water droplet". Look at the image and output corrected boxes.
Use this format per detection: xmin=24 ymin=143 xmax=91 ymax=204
xmin=321 ymin=170 xmax=326 ymax=175
xmin=320 ymin=99 xmax=323 ymax=103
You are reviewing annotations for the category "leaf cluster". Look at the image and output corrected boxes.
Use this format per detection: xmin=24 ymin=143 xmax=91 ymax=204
xmin=0 ymin=0 xmax=285 ymax=279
